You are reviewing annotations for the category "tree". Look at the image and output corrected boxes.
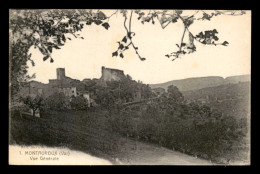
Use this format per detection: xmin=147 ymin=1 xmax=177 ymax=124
xmin=44 ymin=92 xmax=70 ymax=111
xmin=70 ymin=95 xmax=89 ymax=110
xmin=9 ymin=9 xmax=246 ymax=102
xmin=167 ymin=85 xmax=184 ymax=102
xmin=9 ymin=9 xmax=109 ymax=101
xmin=21 ymin=95 xmax=43 ymax=117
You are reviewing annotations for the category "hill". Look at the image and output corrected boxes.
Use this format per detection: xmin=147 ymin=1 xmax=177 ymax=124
xmin=149 ymin=74 xmax=250 ymax=92
xmin=182 ymin=81 xmax=251 ymax=119
xmin=223 ymin=75 xmax=251 ymax=84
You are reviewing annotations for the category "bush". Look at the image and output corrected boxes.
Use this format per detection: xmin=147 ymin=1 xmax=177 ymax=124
xmin=70 ymin=95 xmax=89 ymax=110
xmin=44 ymin=92 xmax=70 ymax=111
xmin=108 ymin=91 xmax=244 ymax=163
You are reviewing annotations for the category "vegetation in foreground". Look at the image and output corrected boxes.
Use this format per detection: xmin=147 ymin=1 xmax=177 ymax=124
xmin=107 ymin=86 xmax=249 ymax=164
xmin=10 ymin=85 xmax=249 ymax=164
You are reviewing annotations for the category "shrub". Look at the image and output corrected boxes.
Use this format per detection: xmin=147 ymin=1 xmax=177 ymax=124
xmin=44 ymin=92 xmax=70 ymax=111
xmin=108 ymin=88 xmax=244 ymax=163
xmin=70 ymin=95 xmax=89 ymax=110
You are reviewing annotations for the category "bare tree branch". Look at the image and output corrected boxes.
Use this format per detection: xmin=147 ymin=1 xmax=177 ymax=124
xmin=107 ymin=10 xmax=119 ymax=21
xmin=178 ymin=27 xmax=187 ymax=56
xmin=123 ymin=15 xmax=129 ymax=34
xmin=129 ymin=10 xmax=133 ymax=32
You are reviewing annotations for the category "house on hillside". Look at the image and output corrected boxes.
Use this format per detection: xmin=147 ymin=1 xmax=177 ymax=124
xmin=19 ymin=68 xmax=94 ymax=109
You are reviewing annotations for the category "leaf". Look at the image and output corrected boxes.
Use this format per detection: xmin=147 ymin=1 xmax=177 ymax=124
xmin=202 ymin=13 xmax=212 ymax=21
xmin=86 ymin=21 xmax=92 ymax=25
xmin=125 ymin=46 xmax=129 ymax=50
xmin=112 ymin=51 xmax=118 ymax=57
xmin=43 ymin=55 xmax=49 ymax=61
xmin=184 ymin=17 xmax=194 ymax=27
xmin=95 ymin=20 xmax=102 ymax=25
xmin=101 ymin=22 xmax=110 ymax=30
xmin=165 ymin=54 xmax=170 ymax=58
xmin=212 ymin=29 xmax=218 ymax=34
xmin=62 ymin=35 xmax=66 ymax=42
xmin=97 ymin=11 xmax=107 ymax=20
xmin=176 ymin=10 xmax=182 ymax=15
xmin=127 ymin=32 xmax=132 ymax=39
xmin=222 ymin=41 xmax=229 ymax=46
xmin=172 ymin=17 xmax=178 ymax=24
xmin=47 ymin=46 xmax=52 ymax=53
xmin=140 ymin=57 xmax=146 ymax=61
xmin=50 ymin=58 xmax=54 ymax=63
xmin=213 ymin=35 xmax=219 ymax=41
xmin=122 ymin=36 xmax=127 ymax=43
xmin=119 ymin=53 xmax=124 ymax=58
xmin=67 ymin=37 xmax=71 ymax=40
xmin=176 ymin=44 xmax=179 ymax=48
xmin=181 ymin=43 xmax=186 ymax=47
xmin=38 ymin=47 xmax=45 ymax=54
xmin=119 ymin=44 xmax=124 ymax=50
xmin=54 ymin=45 xmax=61 ymax=49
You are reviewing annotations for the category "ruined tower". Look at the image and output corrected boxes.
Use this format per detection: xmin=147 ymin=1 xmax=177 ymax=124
xmin=101 ymin=66 xmax=126 ymax=81
xmin=57 ymin=68 xmax=66 ymax=80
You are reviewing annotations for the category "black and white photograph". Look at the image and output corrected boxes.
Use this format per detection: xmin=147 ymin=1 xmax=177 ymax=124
xmin=9 ymin=9 xmax=251 ymax=165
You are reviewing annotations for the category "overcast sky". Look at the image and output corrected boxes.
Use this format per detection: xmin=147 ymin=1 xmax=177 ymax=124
xmin=27 ymin=10 xmax=251 ymax=84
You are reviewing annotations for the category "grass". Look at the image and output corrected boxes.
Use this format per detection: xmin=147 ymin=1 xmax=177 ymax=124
xmin=10 ymin=108 xmax=125 ymax=163
xmin=10 ymin=106 xmax=250 ymax=165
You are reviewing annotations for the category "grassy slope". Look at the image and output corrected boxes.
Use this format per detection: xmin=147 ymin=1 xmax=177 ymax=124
xmin=10 ymin=108 xmax=214 ymax=165
xmin=10 ymin=108 xmax=123 ymax=163
xmin=10 ymin=106 xmax=249 ymax=165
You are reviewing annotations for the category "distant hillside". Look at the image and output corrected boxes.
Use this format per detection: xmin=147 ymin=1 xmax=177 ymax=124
xmin=182 ymin=81 xmax=251 ymax=119
xmin=223 ymin=75 xmax=251 ymax=84
xmin=149 ymin=75 xmax=250 ymax=92
xmin=183 ymin=81 xmax=250 ymax=101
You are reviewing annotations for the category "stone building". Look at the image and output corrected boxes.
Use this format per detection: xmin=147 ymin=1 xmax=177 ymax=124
xmin=18 ymin=66 xmax=144 ymax=108
xmin=19 ymin=68 xmax=93 ymax=107
xmin=100 ymin=66 xmax=126 ymax=81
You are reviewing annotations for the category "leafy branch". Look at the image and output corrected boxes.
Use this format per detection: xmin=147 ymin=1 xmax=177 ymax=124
xmin=165 ymin=10 xmax=240 ymax=60
xmin=10 ymin=9 xmax=246 ymax=100
xmin=112 ymin=10 xmax=146 ymax=61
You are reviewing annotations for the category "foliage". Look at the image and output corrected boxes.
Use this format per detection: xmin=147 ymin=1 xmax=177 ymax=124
xmin=70 ymin=95 xmax=89 ymax=110
xmin=9 ymin=9 xmax=108 ymax=100
xmin=167 ymin=85 xmax=184 ymax=102
xmin=9 ymin=10 xmax=246 ymax=101
xmin=108 ymin=86 xmax=245 ymax=163
xmin=20 ymin=95 xmax=44 ymax=116
xmin=86 ymin=77 xmax=153 ymax=109
xmin=44 ymin=92 xmax=70 ymax=111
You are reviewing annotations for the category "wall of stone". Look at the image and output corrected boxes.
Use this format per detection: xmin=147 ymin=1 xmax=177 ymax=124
xmin=58 ymin=87 xmax=77 ymax=97
xmin=57 ymin=68 xmax=65 ymax=80
xmin=101 ymin=66 xmax=126 ymax=81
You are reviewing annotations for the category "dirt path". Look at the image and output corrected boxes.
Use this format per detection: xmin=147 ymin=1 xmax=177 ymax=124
xmin=113 ymin=138 xmax=214 ymax=165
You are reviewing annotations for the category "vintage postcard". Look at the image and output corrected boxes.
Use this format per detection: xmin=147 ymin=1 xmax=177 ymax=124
xmin=9 ymin=9 xmax=251 ymax=165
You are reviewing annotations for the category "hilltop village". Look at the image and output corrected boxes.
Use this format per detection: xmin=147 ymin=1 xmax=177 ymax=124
xmin=19 ymin=66 xmax=153 ymax=108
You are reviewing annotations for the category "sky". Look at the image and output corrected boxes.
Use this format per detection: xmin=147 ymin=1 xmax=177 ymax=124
xmin=27 ymin=10 xmax=251 ymax=84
